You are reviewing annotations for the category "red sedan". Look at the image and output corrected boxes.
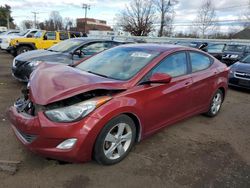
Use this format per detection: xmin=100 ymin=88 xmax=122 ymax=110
xmin=7 ymin=44 xmax=229 ymax=165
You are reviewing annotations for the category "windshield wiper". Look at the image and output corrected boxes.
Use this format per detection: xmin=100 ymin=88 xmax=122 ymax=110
xmin=47 ymin=49 xmax=59 ymax=52
xmin=86 ymin=70 xmax=109 ymax=78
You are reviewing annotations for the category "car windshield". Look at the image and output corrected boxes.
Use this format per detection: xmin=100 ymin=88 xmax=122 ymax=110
xmin=34 ymin=31 xmax=43 ymax=38
xmin=17 ymin=30 xmax=30 ymax=36
xmin=77 ymin=47 xmax=160 ymax=81
xmin=207 ymin=44 xmax=225 ymax=53
xmin=48 ymin=39 xmax=83 ymax=52
xmin=241 ymin=55 xmax=250 ymax=64
xmin=224 ymin=45 xmax=246 ymax=52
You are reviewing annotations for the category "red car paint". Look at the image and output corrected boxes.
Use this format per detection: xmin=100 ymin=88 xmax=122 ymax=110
xmin=7 ymin=44 xmax=229 ymax=163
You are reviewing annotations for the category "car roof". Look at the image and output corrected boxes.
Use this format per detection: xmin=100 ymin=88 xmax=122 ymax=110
xmin=118 ymin=43 xmax=190 ymax=53
xmin=68 ymin=38 xmax=118 ymax=43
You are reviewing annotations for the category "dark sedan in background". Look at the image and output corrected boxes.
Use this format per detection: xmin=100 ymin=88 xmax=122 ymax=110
xmin=12 ymin=38 xmax=124 ymax=82
xmin=202 ymin=43 xmax=226 ymax=60
xmin=229 ymin=55 xmax=250 ymax=89
xmin=222 ymin=44 xmax=250 ymax=66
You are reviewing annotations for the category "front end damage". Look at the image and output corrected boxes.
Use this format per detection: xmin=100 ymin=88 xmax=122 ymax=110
xmin=7 ymin=88 xmax=124 ymax=162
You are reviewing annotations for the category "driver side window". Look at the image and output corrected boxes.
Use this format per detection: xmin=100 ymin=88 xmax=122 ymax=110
xmin=152 ymin=52 xmax=188 ymax=77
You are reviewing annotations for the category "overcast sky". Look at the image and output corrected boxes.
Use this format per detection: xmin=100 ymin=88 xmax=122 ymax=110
xmin=0 ymin=0 xmax=249 ymax=33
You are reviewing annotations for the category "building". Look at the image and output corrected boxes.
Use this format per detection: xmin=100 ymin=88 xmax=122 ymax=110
xmin=76 ymin=18 xmax=112 ymax=34
xmin=232 ymin=27 xmax=250 ymax=39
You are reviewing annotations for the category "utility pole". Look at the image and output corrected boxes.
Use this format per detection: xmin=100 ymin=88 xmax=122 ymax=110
xmin=82 ymin=3 xmax=90 ymax=34
xmin=6 ymin=12 xmax=10 ymax=29
xmin=31 ymin=12 xmax=39 ymax=29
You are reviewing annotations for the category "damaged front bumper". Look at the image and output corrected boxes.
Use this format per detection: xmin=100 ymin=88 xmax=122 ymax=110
xmin=7 ymin=98 xmax=101 ymax=163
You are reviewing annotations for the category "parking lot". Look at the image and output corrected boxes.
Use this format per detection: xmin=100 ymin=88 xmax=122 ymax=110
xmin=0 ymin=50 xmax=250 ymax=188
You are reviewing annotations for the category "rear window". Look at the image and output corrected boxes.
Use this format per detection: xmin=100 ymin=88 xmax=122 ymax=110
xmin=225 ymin=45 xmax=246 ymax=52
xmin=190 ymin=52 xmax=212 ymax=72
xmin=59 ymin=32 xmax=69 ymax=40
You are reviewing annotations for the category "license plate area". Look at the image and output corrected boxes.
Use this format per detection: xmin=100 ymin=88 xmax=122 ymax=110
xmin=238 ymin=79 xmax=250 ymax=87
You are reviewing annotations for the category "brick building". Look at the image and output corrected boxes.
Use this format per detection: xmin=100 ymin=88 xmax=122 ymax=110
xmin=76 ymin=18 xmax=112 ymax=34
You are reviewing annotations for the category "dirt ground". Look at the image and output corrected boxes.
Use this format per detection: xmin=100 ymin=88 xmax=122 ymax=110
xmin=0 ymin=50 xmax=250 ymax=188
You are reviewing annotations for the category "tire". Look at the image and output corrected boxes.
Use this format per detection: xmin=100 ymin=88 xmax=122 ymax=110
xmin=16 ymin=46 xmax=32 ymax=56
xmin=94 ymin=115 xmax=136 ymax=165
xmin=205 ymin=89 xmax=224 ymax=117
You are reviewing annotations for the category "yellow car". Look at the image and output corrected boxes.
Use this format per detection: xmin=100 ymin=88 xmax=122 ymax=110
xmin=9 ymin=31 xmax=77 ymax=56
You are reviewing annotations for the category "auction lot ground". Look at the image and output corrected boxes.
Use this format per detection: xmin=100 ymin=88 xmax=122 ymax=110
xmin=0 ymin=50 xmax=250 ymax=188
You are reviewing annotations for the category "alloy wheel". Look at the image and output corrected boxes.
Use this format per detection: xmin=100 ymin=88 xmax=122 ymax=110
xmin=103 ymin=123 xmax=132 ymax=160
xmin=211 ymin=92 xmax=222 ymax=115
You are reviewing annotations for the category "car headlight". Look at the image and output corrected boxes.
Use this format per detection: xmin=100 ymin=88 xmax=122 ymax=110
xmin=231 ymin=55 xmax=238 ymax=59
xmin=44 ymin=96 xmax=112 ymax=122
xmin=12 ymin=58 xmax=16 ymax=67
xmin=229 ymin=65 xmax=235 ymax=74
xmin=29 ymin=60 xmax=43 ymax=67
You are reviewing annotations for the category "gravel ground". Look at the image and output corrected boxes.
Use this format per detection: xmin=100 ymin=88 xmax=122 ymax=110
xmin=0 ymin=50 xmax=250 ymax=188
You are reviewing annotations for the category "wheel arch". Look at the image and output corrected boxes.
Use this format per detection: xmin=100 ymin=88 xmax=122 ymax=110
xmin=122 ymin=112 xmax=142 ymax=142
xmin=17 ymin=43 xmax=36 ymax=50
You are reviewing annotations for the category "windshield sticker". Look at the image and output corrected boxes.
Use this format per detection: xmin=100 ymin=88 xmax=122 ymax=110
xmin=131 ymin=52 xmax=152 ymax=58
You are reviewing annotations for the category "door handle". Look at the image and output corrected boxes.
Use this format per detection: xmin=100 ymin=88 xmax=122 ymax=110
xmin=185 ymin=82 xmax=191 ymax=86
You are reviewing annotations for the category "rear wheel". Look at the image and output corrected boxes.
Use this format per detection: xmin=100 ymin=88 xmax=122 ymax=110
xmin=16 ymin=46 xmax=32 ymax=56
xmin=205 ymin=89 xmax=223 ymax=117
xmin=94 ymin=115 xmax=136 ymax=165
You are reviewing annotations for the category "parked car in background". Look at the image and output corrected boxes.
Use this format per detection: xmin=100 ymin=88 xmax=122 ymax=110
xmin=222 ymin=44 xmax=250 ymax=66
xmin=0 ymin=30 xmax=20 ymax=44
xmin=9 ymin=30 xmax=80 ymax=56
xmin=12 ymin=38 xmax=124 ymax=82
xmin=7 ymin=44 xmax=228 ymax=164
xmin=0 ymin=26 xmax=7 ymax=33
xmin=229 ymin=55 xmax=250 ymax=89
xmin=175 ymin=41 xmax=208 ymax=49
xmin=0 ymin=29 xmax=39 ymax=52
xmin=202 ymin=43 xmax=227 ymax=60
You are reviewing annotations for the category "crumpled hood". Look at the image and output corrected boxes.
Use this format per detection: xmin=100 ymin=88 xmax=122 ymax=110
xmin=16 ymin=50 xmax=71 ymax=64
xmin=232 ymin=62 xmax=250 ymax=72
xmin=29 ymin=63 xmax=128 ymax=105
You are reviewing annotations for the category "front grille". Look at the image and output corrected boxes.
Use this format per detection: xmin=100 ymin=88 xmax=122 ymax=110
xmin=235 ymin=71 xmax=250 ymax=80
xmin=15 ymin=128 xmax=37 ymax=143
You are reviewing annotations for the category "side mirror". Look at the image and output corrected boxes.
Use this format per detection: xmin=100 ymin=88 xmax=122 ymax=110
xmin=148 ymin=73 xmax=172 ymax=84
xmin=43 ymin=35 xmax=47 ymax=40
xmin=27 ymin=34 xmax=33 ymax=38
xmin=71 ymin=50 xmax=84 ymax=59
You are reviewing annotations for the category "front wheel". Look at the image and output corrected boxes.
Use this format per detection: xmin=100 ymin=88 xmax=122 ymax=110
xmin=94 ymin=115 xmax=136 ymax=165
xmin=205 ymin=89 xmax=224 ymax=117
xmin=16 ymin=46 xmax=32 ymax=56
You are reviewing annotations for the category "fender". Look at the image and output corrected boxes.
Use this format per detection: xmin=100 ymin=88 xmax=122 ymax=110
xmin=15 ymin=42 xmax=37 ymax=50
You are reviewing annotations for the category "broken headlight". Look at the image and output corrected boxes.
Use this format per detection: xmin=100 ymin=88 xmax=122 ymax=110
xmin=44 ymin=96 xmax=111 ymax=123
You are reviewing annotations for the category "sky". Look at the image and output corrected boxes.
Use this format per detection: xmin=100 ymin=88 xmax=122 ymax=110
xmin=0 ymin=0 xmax=249 ymax=34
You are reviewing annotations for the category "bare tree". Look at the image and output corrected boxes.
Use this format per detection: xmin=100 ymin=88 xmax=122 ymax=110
xmin=49 ymin=11 xmax=63 ymax=30
xmin=153 ymin=0 xmax=178 ymax=37
xmin=64 ymin=17 xmax=73 ymax=30
xmin=117 ymin=0 xmax=155 ymax=36
xmin=194 ymin=0 xmax=216 ymax=38
xmin=243 ymin=0 xmax=250 ymax=28
xmin=21 ymin=20 xmax=33 ymax=29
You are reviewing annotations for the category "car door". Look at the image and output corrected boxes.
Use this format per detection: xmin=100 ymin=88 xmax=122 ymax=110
xmin=139 ymin=52 xmax=193 ymax=134
xmin=40 ymin=31 xmax=58 ymax=49
xmin=188 ymin=51 xmax=216 ymax=112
